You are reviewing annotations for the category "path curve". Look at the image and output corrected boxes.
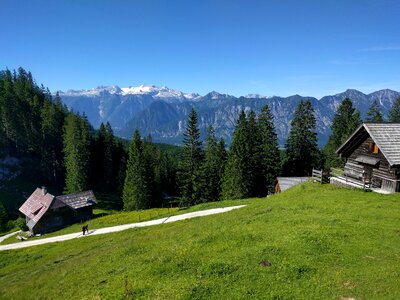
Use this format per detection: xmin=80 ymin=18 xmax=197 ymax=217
xmin=0 ymin=230 xmax=21 ymax=243
xmin=0 ymin=205 xmax=246 ymax=251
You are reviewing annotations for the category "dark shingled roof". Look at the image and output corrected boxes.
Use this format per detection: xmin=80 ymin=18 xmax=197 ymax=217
xmin=337 ymin=123 xmax=400 ymax=167
xmin=55 ymin=190 xmax=97 ymax=209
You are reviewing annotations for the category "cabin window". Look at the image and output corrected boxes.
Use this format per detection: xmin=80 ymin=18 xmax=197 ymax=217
xmin=373 ymin=144 xmax=379 ymax=154
xmin=369 ymin=142 xmax=379 ymax=154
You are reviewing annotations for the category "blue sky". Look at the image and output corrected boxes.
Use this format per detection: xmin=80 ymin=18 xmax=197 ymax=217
xmin=1 ymin=0 xmax=400 ymax=98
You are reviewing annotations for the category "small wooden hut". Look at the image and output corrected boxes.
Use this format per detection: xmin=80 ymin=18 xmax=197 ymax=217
xmin=19 ymin=187 xmax=97 ymax=234
xmin=336 ymin=123 xmax=400 ymax=193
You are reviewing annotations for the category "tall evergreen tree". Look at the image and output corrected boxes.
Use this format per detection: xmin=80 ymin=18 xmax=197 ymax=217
xmin=63 ymin=113 xmax=91 ymax=193
xmin=366 ymin=100 xmax=383 ymax=122
xmin=324 ymin=98 xmax=361 ymax=168
xmin=203 ymin=126 xmax=226 ymax=201
xmin=258 ymin=105 xmax=281 ymax=193
xmin=40 ymin=96 xmax=65 ymax=186
xmin=284 ymin=100 xmax=320 ymax=176
xmin=92 ymin=122 xmax=115 ymax=192
xmin=0 ymin=202 xmax=8 ymax=232
xmin=222 ymin=110 xmax=251 ymax=199
xmin=247 ymin=110 xmax=264 ymax=196
xmin=388 ymin=97 xmax=400 ymax=122
xmin=178 ymin=107 xmax=204 ymax=205
xmin=123 ymin=129 xmax=155 ymax=210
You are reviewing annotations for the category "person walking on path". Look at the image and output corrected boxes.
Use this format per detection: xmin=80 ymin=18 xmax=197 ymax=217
xmin=82 ymin=225 xmax=86 ymax=235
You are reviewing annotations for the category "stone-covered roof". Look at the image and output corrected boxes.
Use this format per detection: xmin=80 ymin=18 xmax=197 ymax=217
xmin=55 ymin=190 xmax=97 ymax=209
xmin=337 ymin=123 xmax=400 ymax=167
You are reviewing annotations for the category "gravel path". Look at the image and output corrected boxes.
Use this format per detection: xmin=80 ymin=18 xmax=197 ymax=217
xmin=0 ymin=230 xmax=21 ymax=243
xmin=0 ymin=205 xmax=246 ymax=251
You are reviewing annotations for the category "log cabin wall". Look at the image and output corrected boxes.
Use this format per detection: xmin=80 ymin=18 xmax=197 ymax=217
xmin=348 ymin=137 xmax=389 ymax=169
xmin=344 ymin=137 xmax=399 ymax=192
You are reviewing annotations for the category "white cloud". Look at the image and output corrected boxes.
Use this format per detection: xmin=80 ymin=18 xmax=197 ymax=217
xmin=360 ymin=46 xmax=400 ymax=52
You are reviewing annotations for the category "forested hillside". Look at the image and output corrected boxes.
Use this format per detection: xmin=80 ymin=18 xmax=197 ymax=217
xmin=2 ymin=68 xmax=400 ymax=236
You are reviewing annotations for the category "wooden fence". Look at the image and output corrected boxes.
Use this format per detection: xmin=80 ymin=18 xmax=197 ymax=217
xmin=312 ymin=169 xmax=331 ymax=184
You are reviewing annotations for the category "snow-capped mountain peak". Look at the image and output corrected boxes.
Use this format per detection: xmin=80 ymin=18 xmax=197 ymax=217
xmin=59 ymin=84 xmax=201 ymax=101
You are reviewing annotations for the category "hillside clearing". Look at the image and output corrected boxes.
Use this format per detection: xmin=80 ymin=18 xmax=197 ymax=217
xmin=0 ymin=205 xmax=245 ymax=251
xmin=1 ymin=183 xmax=400 ymax=299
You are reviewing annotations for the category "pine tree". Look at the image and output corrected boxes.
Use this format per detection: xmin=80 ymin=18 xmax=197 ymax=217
xmin=103 ymin=122 xmax=115 ymax=190
xmin=366 ymin=100 xmax=383 ymax=122
xmin=324 ymin=98 xmax=361 ymax=168
xmin=388 ymin=97 xmax=400 ymax=122
xmin=40 ymin=96 xmax=65 ymax=186
xmin=0 ymin=202 xmax=8 ymax=232
xmin=247 ymin=110 xmax=264 ymax=196
xmin=63 ymin=113 xmax=91 ymax=193
xmin=203 ymin=125 xmax=226 ymax=201
xmin=92 ymin=122 xmax=115 ymax=192
xmin=222 ymin=110 xmax=251 ymax=199
xmin=178 ymin=107 xmax=204 ymax=205
xmin=258 ymin=105 xmax=281 ymax=194
xmin=284 ymin=100 xmax=320 ymax=176
xmin=1 ymin=70 xmax=20 ymax=154
xmin=123 ymin=129 xmax=155 ymax=210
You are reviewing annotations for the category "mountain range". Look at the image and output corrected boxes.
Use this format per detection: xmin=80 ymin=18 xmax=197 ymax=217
xmin=58 ymin=85 xmax=400 ymax=147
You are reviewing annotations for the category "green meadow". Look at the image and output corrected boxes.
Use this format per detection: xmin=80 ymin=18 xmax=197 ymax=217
xmin=1 ymin=183 xmax=400 ymax=299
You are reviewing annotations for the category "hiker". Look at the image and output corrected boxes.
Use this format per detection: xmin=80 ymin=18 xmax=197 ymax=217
xmin=85 ymin=224 xmax=89 ymax=234
xmin=82 ymin=225 xmax=86 ymax=235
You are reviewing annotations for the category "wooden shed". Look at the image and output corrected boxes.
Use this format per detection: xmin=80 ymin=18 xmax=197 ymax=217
xmin=336 ymin=123 xmax=400 ymax=193
xmin=19 ymin=187 xmax=97 ymax=234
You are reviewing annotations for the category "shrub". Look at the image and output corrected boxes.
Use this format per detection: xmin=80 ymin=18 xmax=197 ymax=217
xmin=14 ymin=217 xmax=28 ymax=231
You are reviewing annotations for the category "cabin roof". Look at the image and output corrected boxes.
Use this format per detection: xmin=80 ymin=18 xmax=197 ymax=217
xmin=55 ymin=190 xmax=97 ymax=209
xmin=276 ymin=177 xmax=310 ymax=192
xmin=19 ymin=188 xmax=55 ymax=225
xmin=19 ymin=188 xmax=97 ymax=228
xmin=336 ymin=123 xmax=400 ymax=167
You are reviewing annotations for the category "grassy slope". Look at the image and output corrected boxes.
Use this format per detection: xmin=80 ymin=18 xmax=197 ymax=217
xmin=0 ymin=200 xmax=249 ymax=245
xmin=1 ymin=183 xmax=400 ymax=299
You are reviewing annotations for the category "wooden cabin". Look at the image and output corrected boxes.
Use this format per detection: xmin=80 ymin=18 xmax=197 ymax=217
xmin=336 ymin=123 xmax=400 ymax=193
xmin=19 ymin=187 xmax=97 ymax=234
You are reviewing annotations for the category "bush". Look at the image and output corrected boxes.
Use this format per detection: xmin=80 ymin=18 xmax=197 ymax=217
xmin=14 ymin=217 xmax=28 ymax=231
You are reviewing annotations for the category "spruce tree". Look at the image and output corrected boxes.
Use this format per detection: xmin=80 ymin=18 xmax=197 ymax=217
xmin=123 ymin=129 xmax=155 ymax=210
xmin=222 ymin=110 xmax=251 ymax=199
xmin=92 ymin=122 xmax=115 ymax=192
xmin=0 ymin=202 xmax=8 ymax=232
xmin=366 ymin=100 xmax=383 ymax=122
xmin=247 ymin=110 xmax=264 ymax=196
xmin=104 ymin=122 xmax=115 ymax=190
xmin=388 ymin=97 xmax=400 ymax=122
xmin=324 ymin=98 xmax=361 ymax=168
xmin=258 ymin=105 xmax=281 ymax=194
xmin=284 ymin=100 xmax=319 ymax=176
xmin=63 ymin=113 xmax=91 ymax=193
xmin=40 ymin=96 xmax=65 ymax=186
xmin=203 ymin=126 xmax=226 ymax=201
xmin=178 ymin=107 xmax=204 ymax=205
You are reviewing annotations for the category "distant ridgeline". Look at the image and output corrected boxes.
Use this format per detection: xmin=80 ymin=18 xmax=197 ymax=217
xmin=58 ymin=85 xmax=400 ymax=147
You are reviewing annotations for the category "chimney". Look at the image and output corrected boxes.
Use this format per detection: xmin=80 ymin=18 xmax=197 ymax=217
xmin=42 ymin=186 xmax=47 ymax=195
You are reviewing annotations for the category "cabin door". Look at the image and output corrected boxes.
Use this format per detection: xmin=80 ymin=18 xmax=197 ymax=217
xmin=363 ymin=166 xmax=373 ymax=183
